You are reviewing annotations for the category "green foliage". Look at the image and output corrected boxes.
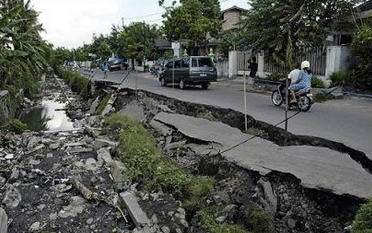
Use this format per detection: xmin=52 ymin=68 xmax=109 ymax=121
xmin=161 ymin=0 xmax=221 ymax=52
xmin=0 ymin=0 xmax=49 ymax=98
xmin=311 ymin=76 xmax=325 ymax=88
xmin=351 ymin=25 xmax=372 ymax=90
xmin=246 ymin=204 xmax=275 ymax=233
xmin=183 ymin=177 xmax=215 ymax=211
xmin=266 ymin=73 xmax=286 ymax=81
xmin=242 ymin=0 xmax=358 ymax=68
xmin=61 ymin=70 xmax=90 ymax=98
xmin=117 ymin=22 xmax=159 ymax=61
xmin=95 ymin=95 xmax=111 ymax=115
xmin=104 ymin=113 xmax=214 ymax=200
xmin=8 ymin=119 xmax=28 ymax=134
xmin=330 ymin=71 xmax=349 ymax=87
xmin=201 ymin=209 xmax=248 ymax=233
xmin=352 ymin=199 xmax=372 ymax=233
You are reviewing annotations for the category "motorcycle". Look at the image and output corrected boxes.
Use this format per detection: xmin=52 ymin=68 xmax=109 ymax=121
xmin=271 ymin=79 xmax=314 ymax=112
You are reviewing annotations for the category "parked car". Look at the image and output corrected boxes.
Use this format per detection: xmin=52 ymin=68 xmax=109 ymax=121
xmin=64 ymin=61 xmax=79 ymax=69
xmin=159 ymin=56 xmax=217 ymax=89
xmin=108 ymin=57 xmax=128 ymax=71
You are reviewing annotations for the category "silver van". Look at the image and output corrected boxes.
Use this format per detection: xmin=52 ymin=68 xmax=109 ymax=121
xmin=159 ymin=56 xmax=217 ymax=89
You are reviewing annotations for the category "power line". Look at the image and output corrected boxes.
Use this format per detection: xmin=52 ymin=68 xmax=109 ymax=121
xmin=220 ymin=110 xmax=303 ymax=154
xmin=123 ymin=12 xmax=165 ymax=20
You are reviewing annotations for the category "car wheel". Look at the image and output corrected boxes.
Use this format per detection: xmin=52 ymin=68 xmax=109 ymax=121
xmin=160 ymin=78 xmax=167 ymax=87
xmin=179 ymin=80 xmax=186 ymax=89
xmin=201 ymin=83 xmax=209 ymax=90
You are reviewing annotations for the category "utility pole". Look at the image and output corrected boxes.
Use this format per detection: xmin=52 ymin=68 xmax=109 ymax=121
xmin=243 ymin=52 xmax=248 ymax=132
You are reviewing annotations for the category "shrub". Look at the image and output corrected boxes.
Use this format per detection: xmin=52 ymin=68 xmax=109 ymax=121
xmin=352 ymin=199 xmax=372 ymax=233
xmin=201 ymin=209 xmax=248 ymax=233
xmin=266 ymin=72 xmax=286 ymax=81
xmin=351 ymin=26 xmax=372 ymax=90
xmin=104 ymin=113 xmax=214 ymax=200
xmin=61 ymin=70 xmax=90 ymax=98
xmin=311 ymin=76 xmax=325 ymax=88
xmin=183 ymin=177 xmax=215 ymax=211
xmin=330 ymin=71 xmax=349 ymax=87
xmin=246 ymin=203 xmax=275 ymax=233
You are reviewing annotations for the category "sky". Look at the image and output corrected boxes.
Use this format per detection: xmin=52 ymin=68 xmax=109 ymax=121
xmin=30 ymin=0 xmax=249 ymax=49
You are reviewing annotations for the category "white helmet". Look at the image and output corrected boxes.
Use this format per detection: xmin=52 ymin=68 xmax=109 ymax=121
xmin=301 ymin=61 xmax=310 ymax=70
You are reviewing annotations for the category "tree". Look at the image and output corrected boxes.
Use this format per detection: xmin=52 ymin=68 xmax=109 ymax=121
xmin=160 ymin=0 xmax=221 ymax=54
xmin=350 ymin=25 xmax=372 ymax=90
xmin=117 ymin=22 xmax=159 ymax=67
xmin=352 ymin=199 xmax=372 ymax=233
xmin=242 ymin=0 xmax=361 ymax=69
xmin=0 ymin=0 xmax=49 ymax=97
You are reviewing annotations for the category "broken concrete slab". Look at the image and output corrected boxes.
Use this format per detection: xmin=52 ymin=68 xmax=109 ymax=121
xmin=0 ymin=90 xmax=9 ymax=98
xmin=257 ymin=178 xmax=277 ymax=215
xmin=150 ymin=119 xmax=173 ymax=136
xmin=0 ymin=208 xmax=8 ymax=233
xmin=89 ymin=96 xmax=100 ymax=115
xmin=120 ymin=191 xmax=150 ymax=228
xmin=154 ymin=112 xmax=372 ymax=199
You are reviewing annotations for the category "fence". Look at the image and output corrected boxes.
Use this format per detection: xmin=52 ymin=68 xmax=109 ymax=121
xmin=237 ymin=51 xmax=252 ymax=71
xmin=264 ymin=47 xmax=327 ymax=76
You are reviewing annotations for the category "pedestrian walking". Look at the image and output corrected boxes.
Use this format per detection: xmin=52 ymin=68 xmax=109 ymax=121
xmin=248 ymin=57 xmax=258 ymax=78
xmin=102 ymin=62 xmax=108 ymax=79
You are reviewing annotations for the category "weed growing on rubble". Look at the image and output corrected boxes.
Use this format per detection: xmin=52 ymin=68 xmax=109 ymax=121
xmin=7 ymin=118 xmax=28 ymax=134
xmin=246 ymin=203 xmax=275 ymax=233
xmin=105 ymin=113 xmax=214 ymax=200
xmin=352 ymin=199 xmax=372 ymax=233
xmin=201 ymin=208 xmax=248 ymax=233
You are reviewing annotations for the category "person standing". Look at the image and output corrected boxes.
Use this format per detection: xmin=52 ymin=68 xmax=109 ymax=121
xmin=248 ymin=57 xmax=258 ymax=78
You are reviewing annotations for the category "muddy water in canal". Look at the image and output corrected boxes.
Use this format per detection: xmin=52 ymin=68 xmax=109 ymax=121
xmin=21 ymin=93 xmax=75 ymax=132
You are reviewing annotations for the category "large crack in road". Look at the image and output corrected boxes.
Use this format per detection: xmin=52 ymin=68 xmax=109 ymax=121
xmin=114 ymin=87 xmax=372 ymax=200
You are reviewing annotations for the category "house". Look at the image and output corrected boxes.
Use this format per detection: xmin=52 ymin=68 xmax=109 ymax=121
xmin=221 ymin=6 xmax=247 ymax=31
xmin=358 ymin=0 xmax=372 ymax=19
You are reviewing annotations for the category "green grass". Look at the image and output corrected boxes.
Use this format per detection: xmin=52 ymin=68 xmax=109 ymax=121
xmin=61 ymin=70 xmax=90 ymax=98
xmin=7 ymin=118 xmax=28 ymax=134
xmin=201 ymin=208 xmax=248 ymax=233
xmin=352 ymin=199 xmax=372 ymax=233
xmin=246 ymin=203 xmax=275 ymax=233
xmin=105 ymin=113 xmax=214 ymax=200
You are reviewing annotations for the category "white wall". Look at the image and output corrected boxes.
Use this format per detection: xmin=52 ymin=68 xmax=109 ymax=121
xmin=325 ymin=46 xmax=351 ymax=78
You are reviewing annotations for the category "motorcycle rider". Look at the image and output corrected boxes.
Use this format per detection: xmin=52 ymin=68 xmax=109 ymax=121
xmin=288 ymin=61 xmax=312 ymax=104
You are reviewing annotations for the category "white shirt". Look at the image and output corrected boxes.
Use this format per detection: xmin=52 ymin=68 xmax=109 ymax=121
xmin=288 ymin=69 xmax=301 ymax=84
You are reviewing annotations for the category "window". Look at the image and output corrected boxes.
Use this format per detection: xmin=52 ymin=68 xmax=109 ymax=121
xmin=166 ymin=61 xmax=173 ymax=68
xmin=191 ymin=58 xmax=198 ymax=67
xmin=174 ymin=60 xmax=181 ymax=68
xmin=198 ymin=57 xmax=213 ymax=67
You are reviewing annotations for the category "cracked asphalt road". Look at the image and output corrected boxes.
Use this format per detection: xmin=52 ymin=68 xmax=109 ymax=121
xmin=90 ymin=70 xmax=372 ymax=160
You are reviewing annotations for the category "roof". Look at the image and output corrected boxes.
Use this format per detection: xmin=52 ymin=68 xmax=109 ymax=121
xmin=221 ymin=5 xmax=248 ymax=14
xmin=359 ymin=0 xmax=372 ymax=11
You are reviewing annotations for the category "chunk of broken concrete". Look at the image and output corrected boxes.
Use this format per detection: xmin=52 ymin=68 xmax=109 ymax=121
xmin=2 ymin=184 xmax=21 ymax=208
xmin=119 ymin=191 xmax=150 ymax=228
xmin=58 ymin=196 xmax=87 ymax=218
xmin=257 ymin=178 xmax=277 ymax=215
xmin=0 ymin=208 xmax=8 ymax=233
